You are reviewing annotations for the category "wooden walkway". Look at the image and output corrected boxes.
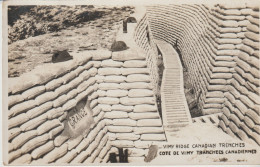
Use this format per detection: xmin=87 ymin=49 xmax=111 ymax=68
xmin=155 ymin=40 xmax=192 ymax=141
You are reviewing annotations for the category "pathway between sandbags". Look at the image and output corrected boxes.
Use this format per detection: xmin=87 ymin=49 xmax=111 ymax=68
xmin=155 ymin=40 xmax=192 ymax=141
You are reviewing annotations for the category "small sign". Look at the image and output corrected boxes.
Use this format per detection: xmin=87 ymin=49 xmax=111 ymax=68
xmin=62 ymin=97 xmax=94 ymax=139
xmin=68 ymin=101 xmax=89 ymax=130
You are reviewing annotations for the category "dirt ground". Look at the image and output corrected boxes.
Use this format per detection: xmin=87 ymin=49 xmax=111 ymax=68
xmin=8 ymin=6 xmax=134 ymax=77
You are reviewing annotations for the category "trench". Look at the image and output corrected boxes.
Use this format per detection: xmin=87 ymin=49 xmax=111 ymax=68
xmin=6 ymin=4 xmax=260 ymax=165
xmin=136 ymin=4 xmax=260 ymax=147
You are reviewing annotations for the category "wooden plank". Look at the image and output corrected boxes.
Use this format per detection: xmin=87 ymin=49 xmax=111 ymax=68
xmin=156 ymin=39 xmax=192 ymax=141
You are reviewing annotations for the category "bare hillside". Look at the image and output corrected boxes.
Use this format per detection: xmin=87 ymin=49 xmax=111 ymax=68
xmin=8 ymin=5 xmax=134 ymax=77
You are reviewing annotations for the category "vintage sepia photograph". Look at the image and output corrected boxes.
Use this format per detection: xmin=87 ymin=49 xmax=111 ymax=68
xmin=2 ymin=0 xmax=260 ymax=165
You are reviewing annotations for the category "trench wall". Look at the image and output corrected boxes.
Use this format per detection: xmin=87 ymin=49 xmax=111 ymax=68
xmin=133 ymin=13 xmax=161 ymax=95
xmin=141 ymin=4 xmax=259 ymax=145
xmin=7 ymin=14 xmax=167 ymax=164
xmin=8 ymin=51 xmax=113 ymax=164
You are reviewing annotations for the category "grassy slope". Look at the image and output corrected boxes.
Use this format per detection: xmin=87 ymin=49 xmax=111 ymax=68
xmin=8 ymin=5 xmax=134 ymax=77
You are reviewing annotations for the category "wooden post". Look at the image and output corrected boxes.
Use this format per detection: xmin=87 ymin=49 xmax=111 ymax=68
xmin=109 ymin=153 xmax=117 ymax=163
xmin=123 ymin=19 xmax=127 ymax=33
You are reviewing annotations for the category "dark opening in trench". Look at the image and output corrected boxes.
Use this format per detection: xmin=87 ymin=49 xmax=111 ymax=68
xmin=173 ymin=42 xmax=203 ymax=118
xmin=156 ymin=48 xmax=164 ymax=119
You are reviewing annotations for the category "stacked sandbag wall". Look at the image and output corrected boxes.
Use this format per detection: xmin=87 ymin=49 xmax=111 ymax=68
xmin=133 ymin=13 xmax=160 ymax=94
xmin=216 ymin=4 xmax=260 ymax=146
xmin=102 ymin=11 xmax=166 ymax=162
xmin=143 ymin=4 xmax=260 ymax=145
xmin=95 ymin=51 xmax=166 ymax=163
xmin=8 ymin=51 xmax=113 ymax=164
